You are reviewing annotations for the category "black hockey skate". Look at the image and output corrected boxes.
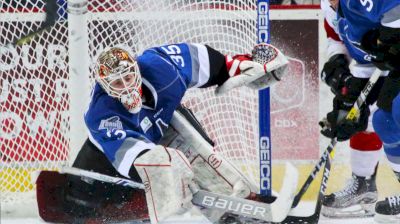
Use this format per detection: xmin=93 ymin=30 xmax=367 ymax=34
xmin=374 ymin=195 xmax=400 ymax=223
xmin=321 ymin=172 xmax=377 ymax=218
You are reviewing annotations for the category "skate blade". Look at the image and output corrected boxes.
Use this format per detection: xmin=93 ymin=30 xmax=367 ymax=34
xmin=321 ymin=203 xmax=375 ymax=218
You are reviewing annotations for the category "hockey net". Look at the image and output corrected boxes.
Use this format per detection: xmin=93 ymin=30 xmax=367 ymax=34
xmin=1 ymin=0 xmax=264 ymax=215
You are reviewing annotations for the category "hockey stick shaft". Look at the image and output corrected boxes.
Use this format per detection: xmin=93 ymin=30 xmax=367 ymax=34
xmin=291 ymin=68 xmax=382 ymax=208
xmin=60 ymin=166 xmax=145 ymax=189
xmin=346 ymin=69 xmax=381 ymax=121
xmin=291 ymin=138 xmax=336 ymax=208
xmin=9 ymin=0 xmax=60 ymax=46
xmin=283 ymin=149 xmax=333 ymax=223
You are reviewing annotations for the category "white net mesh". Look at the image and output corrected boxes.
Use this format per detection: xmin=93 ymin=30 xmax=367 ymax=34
xmin=1 ymin=0 xmax=261 ymax=212
xmin=1 ymin=0 xmax=70 ymax=210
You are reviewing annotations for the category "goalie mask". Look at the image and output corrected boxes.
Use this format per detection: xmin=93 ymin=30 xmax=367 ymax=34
xmin=96 ymin=47 xmax=142 ymax=113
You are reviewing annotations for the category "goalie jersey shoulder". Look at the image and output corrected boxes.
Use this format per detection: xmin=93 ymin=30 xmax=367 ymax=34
xmin=140 ymin=43 xmax=212 ymax=88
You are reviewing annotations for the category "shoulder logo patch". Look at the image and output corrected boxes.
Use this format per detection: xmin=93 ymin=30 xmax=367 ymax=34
xmin=99 ymin=116 xmax=123 ymax=132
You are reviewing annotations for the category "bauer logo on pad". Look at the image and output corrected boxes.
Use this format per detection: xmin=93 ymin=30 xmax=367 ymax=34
xmin=140 ymin=116 xmax=153 ymax=133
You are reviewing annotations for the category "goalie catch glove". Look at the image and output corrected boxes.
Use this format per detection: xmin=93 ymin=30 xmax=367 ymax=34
xmin=215 ymin=43 xmax=289 ymax=95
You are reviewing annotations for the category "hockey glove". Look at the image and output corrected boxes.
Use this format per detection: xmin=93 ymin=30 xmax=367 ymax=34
xmin=361 ymin=27 xmax=400 ymax=72
xmin=376 ymin=73 xmax=400 ymax=112
xmin=319 ymin=76 xmax=371 ymax=141
xmin=321 ymin=54 xmax=351 ymax=95
xmin=215 ymin=43 xmax=288 ymax=95
xmin=320 ymin=97 xmax=370 ymax=141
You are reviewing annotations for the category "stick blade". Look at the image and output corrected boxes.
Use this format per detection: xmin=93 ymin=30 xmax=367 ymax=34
xmin=270 ymin=162 xmax=299 ymax=222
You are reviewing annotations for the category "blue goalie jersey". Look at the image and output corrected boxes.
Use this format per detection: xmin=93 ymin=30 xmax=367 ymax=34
xmin=337 ymin=0 xmax=400 ymax=64
xmin=84 ymin=43 xmax=212 ymax=177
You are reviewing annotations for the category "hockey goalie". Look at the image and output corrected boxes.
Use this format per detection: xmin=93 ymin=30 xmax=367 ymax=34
xmin=35 ymin=43 xmax=292 ymax=223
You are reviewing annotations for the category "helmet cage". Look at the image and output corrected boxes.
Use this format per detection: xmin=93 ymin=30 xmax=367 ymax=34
xmin=98 ymin=62 xmax=141 ymax=99
xmin=96 ymin=47 xmax=142 ymax=113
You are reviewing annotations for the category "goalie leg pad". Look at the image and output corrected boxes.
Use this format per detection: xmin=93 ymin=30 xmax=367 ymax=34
xmin=165 ymin=109 xmax=258 ymax=221
xmin=169 ymin=109 xmax=256 ymax=194
xmin=134 ymin=145 xmax=194 ymax=224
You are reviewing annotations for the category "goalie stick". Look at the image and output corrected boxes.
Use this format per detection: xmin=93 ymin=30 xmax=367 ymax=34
xmin=289 ymin=68 xmax=382 ymax=212
xmin=229 ymin=149 xmax=333 ymax=224
xmin=32 ymin=163 xmax=297 ymax=223
xmin=192 ymin=162 xmax=298 ymax=223
xmin=7 ymin=0 xmax=61 ymax=46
